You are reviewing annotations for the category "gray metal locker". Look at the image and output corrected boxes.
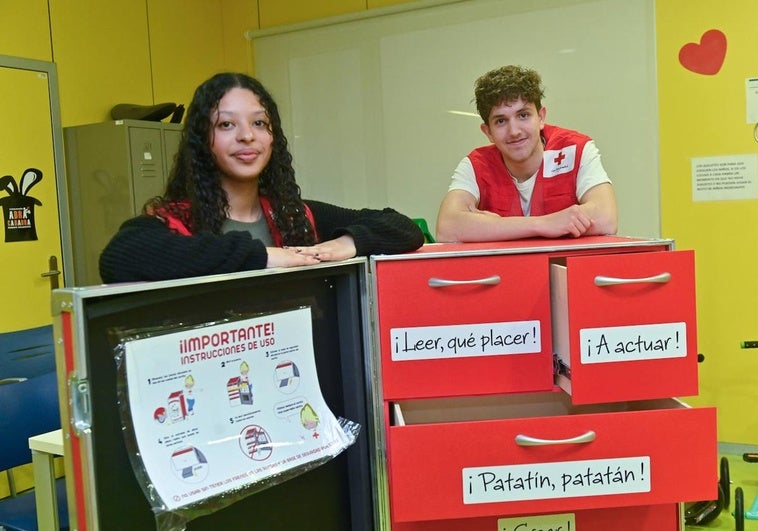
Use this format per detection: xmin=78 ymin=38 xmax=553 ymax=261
xmin=63 ymin=120 xmax=182 ymax=286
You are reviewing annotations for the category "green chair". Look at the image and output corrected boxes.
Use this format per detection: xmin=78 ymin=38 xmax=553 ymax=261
xmin=412 ymin=218 xmax=435 ymax=243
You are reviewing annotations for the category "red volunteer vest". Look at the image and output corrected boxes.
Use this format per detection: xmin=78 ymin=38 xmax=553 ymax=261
xmin=152 ymin=196 xmax=317 ymax=246
xmin=469 ymin=124 xmax=590 ymax=216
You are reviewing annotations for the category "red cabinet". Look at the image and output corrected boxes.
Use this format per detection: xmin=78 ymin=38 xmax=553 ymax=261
xmin=370 ymin=237 xmax=715 ymax=531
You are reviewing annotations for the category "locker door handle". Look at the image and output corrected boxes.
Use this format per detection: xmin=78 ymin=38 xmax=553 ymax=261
xmin=515 ymin=430 xmax=596 ymax=446
xmin=594 ymin=272 xmax=671 ymax=286
xmin=428 ymin=275 xmax=500 ymax=287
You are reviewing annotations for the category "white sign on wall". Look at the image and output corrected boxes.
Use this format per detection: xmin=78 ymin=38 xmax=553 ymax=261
xmin=746 ymin=78 xmax=758 ymax=123
xmin=692 ymin=154 xmax=758 ymax=202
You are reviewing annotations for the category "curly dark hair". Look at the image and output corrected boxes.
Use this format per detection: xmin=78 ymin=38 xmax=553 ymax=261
xmin=150 ymin=72 xmax=316 ymax=245
xmin=474 ymin=65 xmax=544 ymax=124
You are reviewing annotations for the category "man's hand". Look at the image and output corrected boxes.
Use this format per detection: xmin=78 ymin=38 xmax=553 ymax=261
xmin=537 ymin=205 xmax=594 ymax=238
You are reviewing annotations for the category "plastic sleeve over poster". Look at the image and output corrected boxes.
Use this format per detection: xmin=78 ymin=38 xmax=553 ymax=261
xmin=113 ymin=307 xmax=360 ymax=531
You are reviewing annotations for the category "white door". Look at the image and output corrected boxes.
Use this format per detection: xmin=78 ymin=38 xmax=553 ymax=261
xmin=0 ymin=55 xmax=71 ymax=379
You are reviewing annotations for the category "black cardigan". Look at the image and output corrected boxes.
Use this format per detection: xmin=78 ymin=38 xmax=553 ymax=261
xmin=98 ymin=199 xmax=425 ymax=283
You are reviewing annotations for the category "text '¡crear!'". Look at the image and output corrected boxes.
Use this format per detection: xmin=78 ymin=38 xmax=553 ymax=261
xmin=497 ymin=512 xmax=576 ymax=531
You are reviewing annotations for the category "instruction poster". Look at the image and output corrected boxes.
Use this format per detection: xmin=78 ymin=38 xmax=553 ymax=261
xmin=123 ymin=307 xmax=351 ymax=510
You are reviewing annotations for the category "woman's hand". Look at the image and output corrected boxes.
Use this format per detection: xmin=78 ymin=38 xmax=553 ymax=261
xmin=290 ymin=235 xmax=357 ymax=262
xmin=265 ymin=247 xmax=321 ymax=268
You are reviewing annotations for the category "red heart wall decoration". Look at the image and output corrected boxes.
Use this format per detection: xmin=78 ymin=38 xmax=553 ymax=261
xmin=679 ymin=29 xmax=727 ymax=75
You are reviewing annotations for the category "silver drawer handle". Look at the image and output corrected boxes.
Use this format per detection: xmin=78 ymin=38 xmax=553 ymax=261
xmin=515 ymin=430 xmax=596 ymax=446
xmin=594 ymin=272 xmax=671 ymax=286
xmin=428 ymin=275 xmax=501 ymax=287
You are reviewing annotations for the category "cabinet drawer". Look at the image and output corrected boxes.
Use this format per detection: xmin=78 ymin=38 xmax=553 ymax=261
xmin=391 ymin=503 xmax=680 ymax=531
xmin=373 ymin=255 xmax=553 ymax=399
xmin=387 ymin=392 xmax=715 ymax=522
xmin=551 ymin=250 xmax=697 ymax=404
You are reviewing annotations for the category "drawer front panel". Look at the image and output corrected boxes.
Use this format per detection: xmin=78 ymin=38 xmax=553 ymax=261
xmin=560 ymin=250 xmax=697 ymax=404
xmin=388 ymin=405 xmax=716 ymax=522
xmin=391 ymin=503 xmax=680 ymax=531
xmin=374 ymin=255 xmax=553 ymax=399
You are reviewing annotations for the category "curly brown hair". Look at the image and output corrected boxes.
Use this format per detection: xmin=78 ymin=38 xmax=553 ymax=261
xmin=474 ymin=65 xmax=544 ymax=123
xmin=149 ymin=72 xmax=316 ymax=246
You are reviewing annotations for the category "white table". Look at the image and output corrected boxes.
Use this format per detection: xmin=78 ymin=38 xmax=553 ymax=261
xmin=28 ymin=429 xmax=64 ymax=531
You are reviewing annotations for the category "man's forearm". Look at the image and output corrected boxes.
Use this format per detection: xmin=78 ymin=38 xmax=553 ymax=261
xmin=436 ymin=210 xmax=540 ymax=242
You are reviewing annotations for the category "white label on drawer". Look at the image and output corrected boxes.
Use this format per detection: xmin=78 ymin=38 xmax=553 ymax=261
xmin=498 ymin=513 xmax=575 ymax=531
xmin=390 ymin=321 xmax=541 ymax=361
xmin=580 ymin=322 xmax=686 ymax=364
xmin=463 ymin=456 xmax=650 ymax=504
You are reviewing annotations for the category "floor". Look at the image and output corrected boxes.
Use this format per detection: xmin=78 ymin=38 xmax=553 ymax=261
xmin=688 ymin=454 xmax=758 ymax=530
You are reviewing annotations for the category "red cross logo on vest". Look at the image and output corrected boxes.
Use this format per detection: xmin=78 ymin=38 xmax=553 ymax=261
xmin=553 ymin=151 xmax=566 ymax=165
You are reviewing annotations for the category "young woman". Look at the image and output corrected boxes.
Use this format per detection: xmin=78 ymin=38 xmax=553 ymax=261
xmin=99 ymin=73 xmax=424 ymax=283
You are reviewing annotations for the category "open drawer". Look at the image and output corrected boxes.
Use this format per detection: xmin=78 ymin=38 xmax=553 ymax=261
xmin=386 ymin=391 xmax=716 ymax=523
xmin=550 ymin=249 xmax=697 ymax=404
xmin=372 ymin=254 xmax=553 ymax=400
xmin=390 ymin=503 xmax=681 ymax=531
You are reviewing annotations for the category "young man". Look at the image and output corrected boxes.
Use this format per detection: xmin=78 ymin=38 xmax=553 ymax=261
xmin=435 ymin=65 xmax=617 ymax=242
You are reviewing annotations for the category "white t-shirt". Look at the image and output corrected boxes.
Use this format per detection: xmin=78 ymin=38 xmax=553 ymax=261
xmin=448 ymin=141 xmax=611 ymax=216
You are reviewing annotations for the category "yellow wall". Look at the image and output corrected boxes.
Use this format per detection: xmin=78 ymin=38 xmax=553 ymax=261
xmin=49 ymin=0 xmax=153 ymax=126
xmin=257 ymin=0 xmax=427 ymax=27
xmin=0 ymin=1 xmax=52 ymax=61
xmin=221 ymin=0 xmax=259 ymax=75
xmin=259 ymin=0 xmax=365 ymax=27
xmin=0 ymin=0 xmax=427 ymax=137
xmin=368 ymin=0 xmax=419 ymax=7
xmin=2 ymin=0 xmax=258 ymax=128
xmin=20 ymin=0 xmax=424 ymax=124
xmin=657 ymin=0 xmax=758 ymax=444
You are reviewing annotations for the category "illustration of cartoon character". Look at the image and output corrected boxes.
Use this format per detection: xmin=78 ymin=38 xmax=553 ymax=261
xmin=184 ymin=374 xmax=196 ymax=415
xmin=238 ymin=360 xmax=253 ymax=404
xmin=300 ymin=403 xmax=320 ymax=430
xmin=240 ymin=360 xmax=250 ymax=383
xmin=153 ymin=407 xmax=167 ymax=423
xmin=167 ymin=390 xmax=187 ymax=422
